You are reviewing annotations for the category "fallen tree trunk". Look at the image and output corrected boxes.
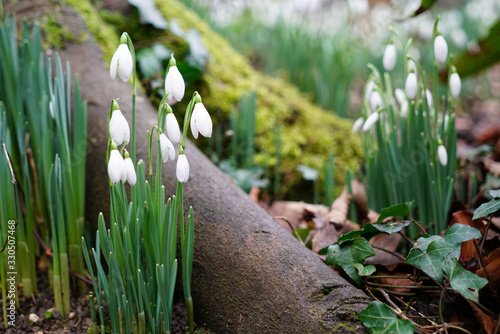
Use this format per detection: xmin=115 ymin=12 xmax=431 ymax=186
xmin=6 ymin=1 xmax=370 ymax=332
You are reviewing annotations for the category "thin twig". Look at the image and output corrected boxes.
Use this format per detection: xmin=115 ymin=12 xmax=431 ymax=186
xmin=372 ymin=245 xmax=406 ymax=261
xmin=273 ymin=216 xmax=304 ymax=245
xmin=438 ymin=282 xmax=449 ymax=334
xmin=367 ymin=282 xmax=440 ymax=290
xmin=411 ymin=218 xmax=428 ymax=234
xmin=398 ymin=230 xmax=415 ymax=247
xmin=479 ymin=214 xmax=493 ymax=254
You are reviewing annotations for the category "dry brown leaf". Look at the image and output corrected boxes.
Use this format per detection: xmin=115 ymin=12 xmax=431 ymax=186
xmin=365 ymin=233 xmax=403 ymax=268
xmin=467 ymin=300 xmax=498 ymax=334
xmin=475 ymin=249 xmax=500 ymax=293
xmin=268 ymin=201 xmax=329 ymax=231
xmin=376 ymin=268 xmax=416 ymax=293
xmin=483 ymin=157 xmax=500 ymax=177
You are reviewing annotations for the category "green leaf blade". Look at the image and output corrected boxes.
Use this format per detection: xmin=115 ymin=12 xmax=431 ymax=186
xmin=358 ymin=301 xmax=415 ymax=334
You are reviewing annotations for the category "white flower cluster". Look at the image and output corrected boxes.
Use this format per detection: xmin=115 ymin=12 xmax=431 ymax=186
xmin=107 ymin=44 xmax=213 ymax=185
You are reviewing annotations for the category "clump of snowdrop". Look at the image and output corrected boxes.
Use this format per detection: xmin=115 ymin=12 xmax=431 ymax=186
xmin=110 ymin=33 xmax=133 ymax=82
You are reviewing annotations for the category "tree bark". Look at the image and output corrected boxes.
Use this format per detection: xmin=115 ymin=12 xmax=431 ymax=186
xmin=6 ymin=1 xmax=371 ymax=332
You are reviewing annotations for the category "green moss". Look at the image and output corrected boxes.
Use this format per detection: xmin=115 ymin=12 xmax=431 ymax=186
xmin=333 ymin=323 xmax=357 ymax=331
xmin=41 ymin=14 xmax=85 ymax=49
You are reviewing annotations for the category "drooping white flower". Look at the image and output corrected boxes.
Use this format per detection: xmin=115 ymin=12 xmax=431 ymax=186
xmin=190 ymin=102 xmax=212 ymax=139
xmin=123 ymin=156 xmax=136 ymax=186
xmin=407 ymin=60 xmax=417 ymax=77
xmin=405 ymin=72 xmax=418 ymax=100
xmin=369 ymin=91 xmax=383 ymax=112
xmin=426 ymin=89 xmax=433 ymax=108
xmin=394 ymin=88 xmax=406 ymax=106
xmin=109 ymin=109 xmax=130 ymax=146
xmin=159 ymin=133 xmax=175 ymax=163
xmin=364 ymin=80 xmax=375 ymax=101
xmin=108 ymin=149 xmax=125 ymax=184
xmin=352 ymin=117 xmax=364 ymax=134
xmin=176 ymin=153 xmax=190 ymax=183
xmin=165 ymin=65 xmax=185 ymax=103
xmin=400 ymin=101 xmax=409 ymax=117
xmin=450 ymin=72 xmax=461 ymax=98
xmin=110 ymin=44 xmax=133 ymax=82
xmin=165 ymin=112 xmax=181 ymax=144
xmin=362 ymin=112 xmax=379 ymax=132
xmin=434 ymin=35 xmax=448 ymax=64
xmin=383 ymin=44 xmax=397 ymax=72
xmin=437 ymin=145 xmax=448 ymax=166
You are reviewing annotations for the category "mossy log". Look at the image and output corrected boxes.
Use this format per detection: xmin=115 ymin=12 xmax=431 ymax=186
xmin=5 ymin=0 xmax=370 ymax=333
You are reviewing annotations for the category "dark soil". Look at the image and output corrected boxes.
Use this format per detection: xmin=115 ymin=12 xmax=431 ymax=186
xmin=0 ymin=270 xmax=193 ymax=333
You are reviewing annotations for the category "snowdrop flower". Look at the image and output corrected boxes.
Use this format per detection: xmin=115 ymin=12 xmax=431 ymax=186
xmin=176 ymin=152 xmax=190 ymax=183
xmin=49 ymin=100 xmax=55 ymax=119
xmin=164 ymin=55 xmax=185 ymax=103
xmin=190 ymin=94 xmax=212 ymax=139
xmin=369 ymin=91 xmax=383 ymax=112
xmin=434 ymin=35 xmax=448 ymax=64
xmin=110 ymin=35 xmax=133 ymax=82
xmin=383 ymin=43 xmax=397 ymax=72
xmin=164 ymin=105 xmax=181 ymax=144
xmin=407 ymin=60 xmax=417 ymax=77
xmin=352 ymin=117 xmax=364 ymax=134
xmin=450 ymin=72 xmax=461 ymax=98
xmin=437 ymin=144 xmax=448 ymax=166
xmin=364 ymin=80 xmax=375 ymax=101
xmin=394 ymin=88 xmax=406 ymax=105
xmin=405 ymin=72 xmax=418 ymax=100
xmin=426 ymin=89 xmax=433 ymax=108
xmin=159 ymin=133 xmax=175 ymax=163
xmin=109 ymin=108 xmax=130 ymax=146
xmin=108 ymin=148 xmax=125 ymax=184
xmin=362 ymin=112 xmax=379 ymax=132
xmin=400 ymin=101 xmax=409 ymax=117
xmin=123 ymin=150 xmax=136 ymax=186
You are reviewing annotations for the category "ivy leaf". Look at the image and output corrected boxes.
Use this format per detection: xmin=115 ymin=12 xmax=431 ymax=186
xmin=443 ymin=259 xmax=488 ymax=303
xmin=325 ymin=238 xmax=375 ymax=284
xmin=377 ymin=203 xmax=410 ymax=223
xmin=373 ymin=220 xmax=410 ymax=234
xmin=473 ymin=199 xmax=500 ymax=220
xmin=406 ymin=225 xmax=481 ymax=283
xmin=338 ymin=223 xmax=379 ymax=244
xmin=358 ymin=301 xmax=415 ymax=334
xmin=354 ymin=263 xmax=376 ymax=277
xmin=488 ymin=189 xmax=500 ymax=199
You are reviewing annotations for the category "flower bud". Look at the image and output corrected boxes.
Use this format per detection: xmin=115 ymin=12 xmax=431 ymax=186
xmin=176 ymin=153 xmax=190 ymax=183
xmin=434 ymin=35 xmax=448 ymax=64
xmin=190 ymin=101 xmax=212 ymax=139
xmin=450 ymin=72 xmax=461 ymax=98
xmin=123 ymin=151 xmax=136 ymax=186
xmin=383 ymin=43 xmax=397 ymax=72
xmin=110 ymin=43 xmax=133 ymax=82
xmin=165 ymin=112 xmax=181 ymax=144
xmin=362 ymin=112 xmax=379 ymax=132
xmin=405 ymin=72 xmax=418 ymax=100
xmin=108 ymin=149 xmax=125 ymax=184
xmin=369 ymin=91 xmax=383 ymax=112
xmin=352 ymin=117 xmax=364 ymax=134
xmin=165 ymin=55 xmax=185 ymax=103
xmin=109 ymin=110 xmax=130 ymax=146
xmin=437 ymin=144 xmax=448 ymax=166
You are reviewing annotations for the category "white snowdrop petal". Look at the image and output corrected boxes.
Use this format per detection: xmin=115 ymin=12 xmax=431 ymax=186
xmin=165 ymin=66 xmax=185 ymax=102
xmin=159 ymin=134 xmax=174 ymax=163
xmin=176 ymin=154 xmax=190 ymax=183
xmin=394 ymin=88 xmax=406 ymax=105
xmin=124 ymin=157 xmax=136 ymax=186
xmin=369 ymin=91 xmax=383 ymax=112
xmin=450 ymin=73 xmax=461 ymax=98
xmin=364 ymin=81 xmax=374 ymax=101
xmin=426 ymin=89 xmax=433 ymax=107
xmin=190 ymin=108 xmax=199 ymax=139
xmin=362 ymin=112 xmax=379 ymax=132
xmin=109 ymin=110 xmax=130 ymax=145
xmin=405 ymin=72 xmax=418 ymax=100
xmin=194 ymin=103 xmax=212 ymax=138
xmin=165 ymin=113 xmax=181 ymax=144
xmin=400 ymin=101 xmax=409 ymax=117
xmin=383 ymin=44 xmax=397 ymax=72
xmin=434 ymin=35 xmax=448 ymax=64
xmin=110 ymin=51 xmax=119 ymax=80
xmin=352 ymin=117 xmax=364 ymax=134
xmin=117 ymin=45 xmax=133 ymax=82
xmin=108 ymin=150 xmax=124 ymax=184
xmin=438 ymin=145 xmax=448 ymax=166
